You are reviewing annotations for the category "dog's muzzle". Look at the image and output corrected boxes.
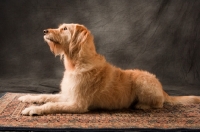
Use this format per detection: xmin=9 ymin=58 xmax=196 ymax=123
xmin=43 ymin=30 xmax=48 ymax=35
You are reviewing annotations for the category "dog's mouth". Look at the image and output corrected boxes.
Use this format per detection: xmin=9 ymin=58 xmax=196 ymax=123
xmin=45 ymin=36 xmax=60 ymax=44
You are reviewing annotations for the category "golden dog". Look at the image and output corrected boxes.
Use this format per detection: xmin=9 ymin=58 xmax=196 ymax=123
xmin=18 ymin=23 xmax=200 ymax=116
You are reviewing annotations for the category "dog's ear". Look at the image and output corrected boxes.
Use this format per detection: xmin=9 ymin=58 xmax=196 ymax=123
xmin=69 ymin=24 xmax=89 ymax=59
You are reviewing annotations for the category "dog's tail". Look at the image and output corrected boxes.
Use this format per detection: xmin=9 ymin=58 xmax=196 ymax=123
xmin=163 ymin=91 xmax=200 ymax=105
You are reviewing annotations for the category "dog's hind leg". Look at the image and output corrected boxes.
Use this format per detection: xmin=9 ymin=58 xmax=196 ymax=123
xmin=135 ymin=97 xmax=164 ymax=110
xmin=21 ymin=102 xmax=88 ymax=116
xmin=18 ymin=94 xmax=63 ymax=104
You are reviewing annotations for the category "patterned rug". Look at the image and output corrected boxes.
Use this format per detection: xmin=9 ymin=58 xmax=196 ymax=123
xmin=0 ymin=93 xmax=200 ymax=131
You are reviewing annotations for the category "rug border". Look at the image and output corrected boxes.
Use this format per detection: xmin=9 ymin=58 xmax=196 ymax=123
xmin=0 ymin=127 xmax=200 ymax=132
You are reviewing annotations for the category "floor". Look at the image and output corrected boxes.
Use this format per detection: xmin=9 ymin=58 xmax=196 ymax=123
xmin=0 ymin=78 xmax=199 ymax=97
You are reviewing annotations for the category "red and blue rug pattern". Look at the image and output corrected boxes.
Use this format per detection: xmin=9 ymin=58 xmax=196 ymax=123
xmin=0 ymin=93 xmax=200 ymax=130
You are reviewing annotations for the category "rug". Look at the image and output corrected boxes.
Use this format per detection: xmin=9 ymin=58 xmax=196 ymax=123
xmin=0 ymin=93 xmax=200 ymax=131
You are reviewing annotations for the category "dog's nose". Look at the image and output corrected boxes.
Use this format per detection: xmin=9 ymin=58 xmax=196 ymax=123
xmin=43 ymin=29 xmax=48 ymax=35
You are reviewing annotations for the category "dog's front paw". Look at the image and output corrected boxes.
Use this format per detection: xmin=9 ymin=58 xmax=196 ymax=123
xmin=18 ymin=95 xmax=33 ymax=103
xmin=21 ymin=106 xmax=43 ymax=116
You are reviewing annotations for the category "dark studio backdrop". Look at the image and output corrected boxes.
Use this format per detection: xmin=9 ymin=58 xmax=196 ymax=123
xmin=0 ymin=0 xmax=200 ymax=95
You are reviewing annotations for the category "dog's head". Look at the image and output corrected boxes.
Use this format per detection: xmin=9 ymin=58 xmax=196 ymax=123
xmin=44 ymin=23 xmax=95 ymax=60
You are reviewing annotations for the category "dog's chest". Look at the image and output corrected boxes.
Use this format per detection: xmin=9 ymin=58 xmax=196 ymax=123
xmin=60 ymin=72 xmax=81 ymax=98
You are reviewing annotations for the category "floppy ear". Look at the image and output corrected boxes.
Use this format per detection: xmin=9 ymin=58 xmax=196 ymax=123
xmin=69 ymin=25 xmax=89 ymax=59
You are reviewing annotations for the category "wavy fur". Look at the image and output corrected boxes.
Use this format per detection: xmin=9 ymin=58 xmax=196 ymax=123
xmin=18 ymin=23 xmax=200 ymax=116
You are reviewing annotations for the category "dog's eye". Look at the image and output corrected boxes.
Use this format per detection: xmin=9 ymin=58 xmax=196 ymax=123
xmin=63 ymin=27 xmax=67 ymax=30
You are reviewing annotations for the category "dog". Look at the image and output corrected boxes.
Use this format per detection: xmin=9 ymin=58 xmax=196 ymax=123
xmin=18 ymin=23 xmax=200 ymax=116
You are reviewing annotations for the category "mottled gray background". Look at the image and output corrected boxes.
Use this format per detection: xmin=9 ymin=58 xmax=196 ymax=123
xmin=0 ymin=0 xmax=200 ymax=94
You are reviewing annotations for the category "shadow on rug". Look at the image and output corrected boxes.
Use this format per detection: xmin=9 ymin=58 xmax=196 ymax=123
xmin=0 ymin=93 xmax=200 ymax=131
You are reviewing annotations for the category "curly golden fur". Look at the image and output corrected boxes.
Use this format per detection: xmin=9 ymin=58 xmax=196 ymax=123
xmin=18 ymin=23 xmax=200 ymax=116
